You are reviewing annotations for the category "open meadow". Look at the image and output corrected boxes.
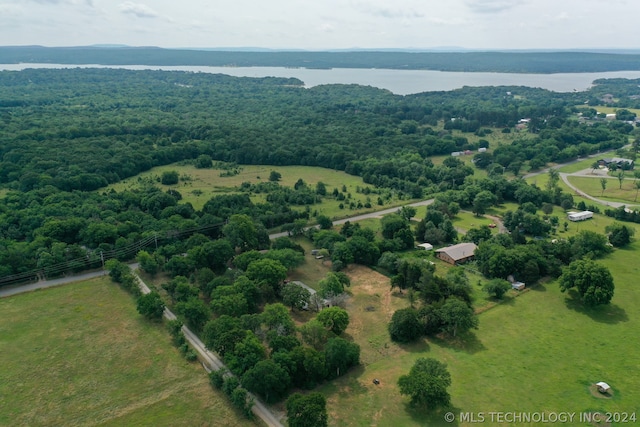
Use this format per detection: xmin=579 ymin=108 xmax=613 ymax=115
xmin=567 ymin=175 xmax=640 ymax=205
xmin=312 ymin=210 xmax=640 ymax=426
xmin=103 ymin=163 xmax=409 ymax=220
xmin=0 ymin=277 xmax=254 ymax=427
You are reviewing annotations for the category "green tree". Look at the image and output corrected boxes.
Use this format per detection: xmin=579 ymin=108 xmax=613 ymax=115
xmin=161 ymin=170 xmax=179 ymax=185
xmin=286 ymin=392 xmax=328 ymax=427
xmin=246 ymin=258 xmax=287 ymax=295
xmin=136 ymin=291 xmax=165 ymax=321
xmin=174 ymin=297 xmax=210 ymax=332
xmin=261 ymin=303 xmax=296 ymax=336
xmin=300 ymin=319 xmax=333 ymax=350
xmin=388 ymin=307 xmax=422 ymax=343
xmin=559 ymin=259 xmax=615 ymax=306
xmin=242 ymin=359 xmax=291 ymax=403
xmin=546 ymin=168 xmax=560 ymax=191
xmin=617 ymin=171 xmax=625 ymax=189
xmin=269 ymin=170 xmax=282 ymax=182
xmin=316 ymin=306 xmax=350 ymax=335
xmin=226 ymin=331 xmax=266 ymax=375
xmin=315 ymin=181 xmax=327 ymax=196
xmin=600 ymin=177 xmax=608 ymax=196
xmin=137 ymin=250 xmax=160 ymax=276
xmin=223 ymin=214 xmax=259 ymax=251
xmin=281 ymin=282 xmax=311 ymax=311
xmin=472 ymin=190 xmax=497 ymax=216
xmin=483 ymin=279 xmax=511 ymax=299
xmin=398 ymin=358 xmax=451 ymax=408
xmin=324 ymin=337 xmax=360 ymax=379
xmin=438 ymin=297 xmax=478 ymax=337
xmin=316 ymin=215 xmax=333 ymax=230
xmin=318 ymin=272 xmax=345 ymax=298
xmin=195 ymin=154 xmax=213 ymax=168
xmin=605 ymin=222 xmax=634 ymax=247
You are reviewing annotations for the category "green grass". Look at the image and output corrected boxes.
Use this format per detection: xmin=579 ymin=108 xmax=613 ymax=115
xmin=451 ymin=211 xmax=498 ymax=233
xmin=103 ymin=163 xmax=411 ymax=219
xmin=588 ymin=106 xmax=640 ymax=116
xmin=321 ymin=240 xmax=640 ymax=426
xmin=557 ymin=157 xmax=602 ymax=174
xmin=0 ymin=278 xmax=254 ymax=427
xmin=567 ymin=176 xmax=640 ymax=206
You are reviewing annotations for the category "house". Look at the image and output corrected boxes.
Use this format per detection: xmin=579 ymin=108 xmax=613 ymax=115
xmin=417 ymin=243 xmax=434 ymax=251
xmin=567 ymin=211 xmax=593 ymax=222
xmin=598 ymin=157 xmax=634 ymax=169
xmin=435 ymin=242 xmax=478 ymax=265
xmin=596 ymin=382 xmax=611 ymax=394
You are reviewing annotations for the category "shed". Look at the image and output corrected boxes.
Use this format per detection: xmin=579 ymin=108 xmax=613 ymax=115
xmin=596 ymin=382 xmax=611 ymax=394
xmin=511 ymin=282 xmax=525 ymax=290
xmin=417 ymin=243 xmax=434 ymax=251
xmin=568 ymin=211 xmax=593 ymax=222
xmin=435 ymin=242 xmax=478 ymax=265
xmin=478 ymin=147 xmax=487 ymax=153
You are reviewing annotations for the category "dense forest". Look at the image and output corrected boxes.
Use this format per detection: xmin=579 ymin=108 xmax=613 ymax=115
xmin=0 ymin=68 xmax=638 ymax=286
xmin=3 ymin=46 xmax=640 ymax=73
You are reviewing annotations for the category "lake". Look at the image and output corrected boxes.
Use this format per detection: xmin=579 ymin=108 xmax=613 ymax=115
xmin=2 ymin=63 xmax=640 ymax=95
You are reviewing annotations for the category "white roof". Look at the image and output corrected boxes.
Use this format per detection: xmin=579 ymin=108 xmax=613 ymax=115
xmin=417 ymin=243 xmax=434 ymax=250
xmin=596 ymin=382 xmax=610 ymax=389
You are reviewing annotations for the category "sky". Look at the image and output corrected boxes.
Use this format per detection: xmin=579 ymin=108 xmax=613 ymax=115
xmin=0 ymin=0 xmax=638 ymax=50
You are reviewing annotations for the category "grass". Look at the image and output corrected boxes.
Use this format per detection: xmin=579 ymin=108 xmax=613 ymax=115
xmin=587 ymin=106 xmax=640 ymax=116
xmin=319 ymin=241 xmax=640 ymax=426
xmin=0 ymin=277 xmax=254 ymax=427
xmin=567 ymin=175 xmax=640 ymax=206
xmin=103 ymin=163 xmax=411 ymax=219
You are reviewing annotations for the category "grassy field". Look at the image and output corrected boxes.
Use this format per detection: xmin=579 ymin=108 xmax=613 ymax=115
xmin=588 ymin=106 xmax=640 ymax=116
xmin=567 ymin=175 xmax=640 ymax=206
xmin=0 ymin=278 xmax=254 ymax=427
xmin=103 ymin=163 xmax=412 ymax=220
xmin=318 ymin=234 xmax=640 ymax=426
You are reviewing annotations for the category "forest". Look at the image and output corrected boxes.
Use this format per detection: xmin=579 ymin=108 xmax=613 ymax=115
xmin=0 ymin=68 xmax=639 ymax=284
xmin=3 ymin=46 xmax=640 ymax=73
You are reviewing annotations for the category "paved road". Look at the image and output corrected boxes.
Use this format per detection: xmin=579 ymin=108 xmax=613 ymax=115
xmin=133 ymin=273 xmax=284 ymax=427
xmin=269 ymin=198 xmax=435 ymax=239
xmin=0 ymin=269 xmax=108 ymax=298
xmin=560 ymin=172 xmax=630 ymax=209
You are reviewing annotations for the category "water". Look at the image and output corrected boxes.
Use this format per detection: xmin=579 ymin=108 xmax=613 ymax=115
xmin=2 ymin=63 xmax=640 ymax=95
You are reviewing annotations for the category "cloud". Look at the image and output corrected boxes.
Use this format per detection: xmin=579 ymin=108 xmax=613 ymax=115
xmin=119 ymin=1 xmax=158 ymax=18
xmin=352 ymin=2 xmax=424 ymax=19
xmin=466 ymin=0 xmax=525 ymax=13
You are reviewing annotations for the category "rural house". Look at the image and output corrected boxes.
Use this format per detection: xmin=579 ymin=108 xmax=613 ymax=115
xmin=435 ymin=242 xmax=478 ymax=265
xmin=598 ymin=157 xmax=634 ymax=169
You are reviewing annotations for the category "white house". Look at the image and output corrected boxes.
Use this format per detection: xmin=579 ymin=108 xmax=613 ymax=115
xmin=567 ymin=211 xmax=593 ymax=222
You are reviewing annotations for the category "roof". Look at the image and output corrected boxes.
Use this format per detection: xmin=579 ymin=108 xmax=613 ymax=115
xmin=435 ymin=242 xmax=478 ymax=261
xmin=601 ymin=157 xmax=633 ymax=164
xmin=417 ymin=243 xmax=434 ymax=250
xmin=596 ymin=382 xmax=611 ymax=389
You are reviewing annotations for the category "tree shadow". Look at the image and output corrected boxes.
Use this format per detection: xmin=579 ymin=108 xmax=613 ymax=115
xmin=563 ymin=290 xmax=628 ymax=324
xmin=397 ymin=338 xmax=431 ymax=353
xmin=430 ymin=331 xmax=486 ymax=355
xmin=405 ymin=403 xmax=463 ymax=427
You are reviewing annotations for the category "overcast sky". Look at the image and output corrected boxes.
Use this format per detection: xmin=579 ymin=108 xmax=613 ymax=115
xmin=1 ymin=0 xmax=637 ymax=50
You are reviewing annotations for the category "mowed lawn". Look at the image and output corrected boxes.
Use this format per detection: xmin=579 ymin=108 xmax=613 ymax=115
xmin=567 ymin=175 xmax=640 ymax=206
xmin=320 ymin=237 xmax=640 ymax=426
xmin=0 ymin=278 xmax=254 ymax=427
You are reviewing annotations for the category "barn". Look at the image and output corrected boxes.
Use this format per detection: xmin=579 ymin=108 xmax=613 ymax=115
xmin=435 ymin=243 xmax=478 ymax=265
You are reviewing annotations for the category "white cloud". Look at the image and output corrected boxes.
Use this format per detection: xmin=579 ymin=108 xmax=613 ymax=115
xmin=465 ymin=0 xmax=526 ymax=13
xmin=119 ymin=1 xmax=158 ymax=18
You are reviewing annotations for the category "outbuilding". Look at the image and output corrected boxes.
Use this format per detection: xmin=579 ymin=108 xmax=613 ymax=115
xmin=596 ymin=382 xmax=611 ymax=394
xmin=567 ymin=211 xmax=593 ymax=222
xmin=417 ymin=243 xmax=434 ymax=251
